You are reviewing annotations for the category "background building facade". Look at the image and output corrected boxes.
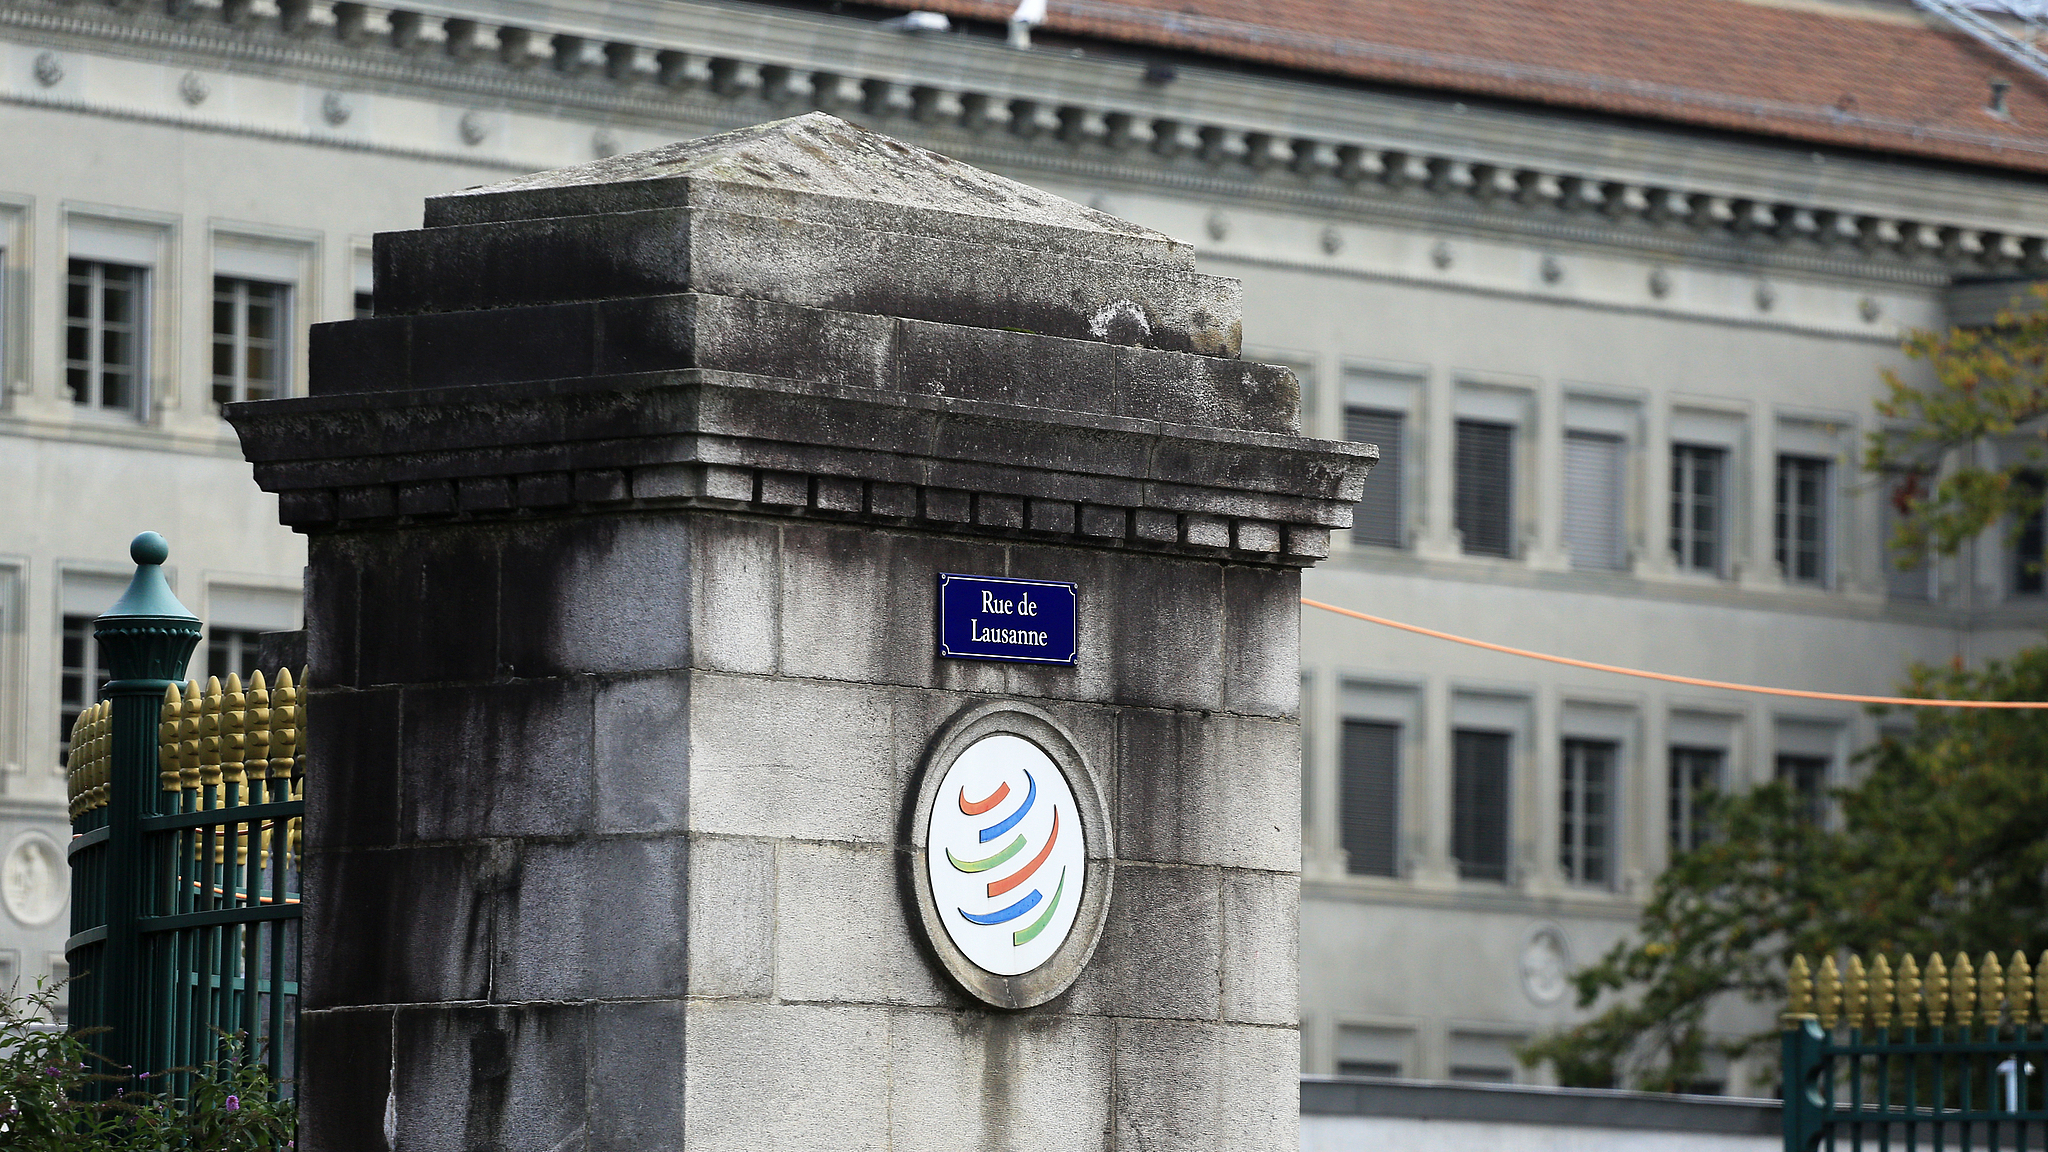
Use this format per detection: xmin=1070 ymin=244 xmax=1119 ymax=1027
xmin=5 ymin=0 xmax=2048 ymax=1091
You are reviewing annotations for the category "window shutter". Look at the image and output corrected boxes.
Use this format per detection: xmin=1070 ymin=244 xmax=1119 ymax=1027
xmin=1562 ymin=432 xmax=1625 ymax=571
xmin=1345 ymin=408 xmax=1404 ymax=548
xmin=1455 ymin=421 xmax=1514 ymax=557
xmin=1339 ymin=720 xmax=1400 ymax=876
xmin=1452 ymin=729 xmax=1510 ymax=881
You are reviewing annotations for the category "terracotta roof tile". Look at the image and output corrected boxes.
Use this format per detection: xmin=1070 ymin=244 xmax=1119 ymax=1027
xmin=875 ymin=0 xmax=2048 ymax=173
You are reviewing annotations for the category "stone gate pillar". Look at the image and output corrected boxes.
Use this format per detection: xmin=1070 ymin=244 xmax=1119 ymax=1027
xmin=230 ymin=113 xmax=1372 ymax=1152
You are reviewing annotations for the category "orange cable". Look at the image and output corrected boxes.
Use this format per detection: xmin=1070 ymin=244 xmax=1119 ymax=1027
xmin=1300 ymin=598 xmax=2048 ymax=709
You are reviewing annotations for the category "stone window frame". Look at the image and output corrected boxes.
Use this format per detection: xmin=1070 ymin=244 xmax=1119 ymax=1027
xmin=66 ymin=211 xmax=176 ymax=424
xmin=212 ymin=229 xmax=318 ymax=411
xmin=1343 ymin=361 xmax=1425 ymax=552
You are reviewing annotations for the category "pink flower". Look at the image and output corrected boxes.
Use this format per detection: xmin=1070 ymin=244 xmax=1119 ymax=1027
xmin=226 ymin=1095 xmax=240 ymax=1111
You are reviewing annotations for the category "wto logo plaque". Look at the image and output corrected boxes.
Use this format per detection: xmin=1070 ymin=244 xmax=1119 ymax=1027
xmin=908 ymin=705 xmax=1112 ymax=1008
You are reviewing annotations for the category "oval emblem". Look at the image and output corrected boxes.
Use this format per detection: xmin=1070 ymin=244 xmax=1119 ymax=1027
xmin=908 ymin=705 xmax=1111 ymax=1008
xmin=927 ymin=734 xmax=1086 ymax=976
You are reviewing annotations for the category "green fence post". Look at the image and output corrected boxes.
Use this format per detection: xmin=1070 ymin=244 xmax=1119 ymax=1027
xmin=84 ymin=532 xmax=201 ymax=1084
xmin=1783 ymin=1016 xmax=1829 ymax=1152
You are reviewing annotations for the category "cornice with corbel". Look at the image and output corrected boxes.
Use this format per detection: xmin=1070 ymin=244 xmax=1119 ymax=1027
xmin=4 ymin=0 xmax=2044 ymax=285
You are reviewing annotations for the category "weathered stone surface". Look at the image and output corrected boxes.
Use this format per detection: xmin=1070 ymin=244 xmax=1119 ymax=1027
xmin=1112 ymin=1020 xmax=1299 ymax=1152
xmin=1221 ymin=870 xmax=1301 ymax=1026
xmin=401 ymin=679 xmax=595 ymax=842
xmin=1065 ymin=863 xmax=1222 ymax=1021
xmin=774 ymin=841 xmax=950 ymax=1007
xmin=1116 ymin=711 xmax=1300 ymax=872
xmin=593 ymin=674 xmax=690 ymax=834
xmin=301 ymin=843 xmax=497 ymax=1009
xmin=591 ymin=1001 xmax=689 ymax=1152
xmin=1223 ymin=564 xmax=1303 ymax=718
xmin=393 ymin=1003 xmax=592 ymax=1152
xmin=496 ymin=836 xmax=689 ymax=1001
xmin=686 ymin=672 xmax=895 ymax=842
xmin=424 ymin=115 xmax=1182 ymax=266
xmin=250 ymin=113 xmax=1360 ymax=1152
xmin=303 ymin=688 xmax=401 ymax=848
xmin=296 ymin=1009 xmax=391 ymax=1152
xmin=684 ymin=1002 xmax=891 ymax=1151
xmin=776 ymin=522 xmax=1007 ymax=689
xmin=685 ymin=835 xmax=775 ymax=998
xmin=887 ymin=1011 xmax=1116 ymax=1152
xmin=499 ymin=515 xmax=693 ymax=678
xmin=375 ymin=204 xmax=1242 ymax=357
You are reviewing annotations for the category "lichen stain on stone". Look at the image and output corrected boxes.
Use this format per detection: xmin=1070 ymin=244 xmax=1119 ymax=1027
xmin=1089 ymin=300 xmax=1153 ymax=345
xmin=978 ymin=1011 xmax=1021 ymax=1152
xmin=462 ymin=1024 xmax=512 ymax=1152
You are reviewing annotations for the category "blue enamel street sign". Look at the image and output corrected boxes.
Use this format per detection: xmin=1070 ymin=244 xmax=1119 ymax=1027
xmin=936 ymin=574 xmax=1078 ymax=665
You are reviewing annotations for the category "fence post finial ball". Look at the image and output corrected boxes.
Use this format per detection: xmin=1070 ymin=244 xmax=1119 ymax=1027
xmin=131 ymin=532 xmax=169 ymax=566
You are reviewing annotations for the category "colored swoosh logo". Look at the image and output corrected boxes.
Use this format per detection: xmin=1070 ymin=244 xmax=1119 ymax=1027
xmin=1012 ymin=868 xmax=1066 ymax=946
xmin=987 ymin=809 xmax=1058 ymax=898
xmin=947 ymin=833 xmax=1025 ymax=873
xmin=960 ymin=781 xmax=1009 ymax=816
xmin=959 ymin=886 xmax=1042 ymax=925
xmin=979 ymin=770 xmax=1035 ymax=843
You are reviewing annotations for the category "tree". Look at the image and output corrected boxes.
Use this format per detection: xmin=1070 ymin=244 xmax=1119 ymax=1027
xmin=1521 ymin=283 xmax=2048 ymax=1093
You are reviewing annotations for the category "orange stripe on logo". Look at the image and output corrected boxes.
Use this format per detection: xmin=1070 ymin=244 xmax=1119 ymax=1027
xmin=988 ymin=809 xmax=1059 ymax=898
xmin=960 ymin=781 xmax=1010 ymax=816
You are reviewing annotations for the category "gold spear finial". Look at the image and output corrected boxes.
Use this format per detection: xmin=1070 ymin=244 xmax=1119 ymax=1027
xmin=1954 ymin=953 xmax=1978 ymax=1028
xmin=1871 ymin=955 xmax=1896 ymax=1030
xmin=1845 ymin=955 xmax=1868 ymax=1031
xmin=1981 ymin=952 xmax=2005 ymax=1030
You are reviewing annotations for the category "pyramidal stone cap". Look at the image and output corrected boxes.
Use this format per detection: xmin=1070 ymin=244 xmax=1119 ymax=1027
xmin=244 ymin=113 xmax=1372 ymax=563
xmin=375 ymin=112 xmax=1242 ymax=357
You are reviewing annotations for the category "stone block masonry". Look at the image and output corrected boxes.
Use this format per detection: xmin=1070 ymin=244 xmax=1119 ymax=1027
xmin=231 ymin=113 xmax=1373 ymax=1152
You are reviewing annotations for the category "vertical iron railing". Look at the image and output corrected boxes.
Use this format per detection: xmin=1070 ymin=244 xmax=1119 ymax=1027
xmin=64 ymin=533 xmax=304 ymax=1100
xmin=1784 ymin=951 xmax=2048 ymax=1151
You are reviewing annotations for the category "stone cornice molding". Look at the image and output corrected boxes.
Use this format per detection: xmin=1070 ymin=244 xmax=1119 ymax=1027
xmin=228 ymin=369 xmax=1369 ymax=566
xmin=8 ymin=0 xmax=2046 ymax=281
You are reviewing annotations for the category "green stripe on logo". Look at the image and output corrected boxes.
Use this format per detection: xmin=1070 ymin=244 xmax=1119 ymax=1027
xmin=1012 ymin=867 xmax=1067 ymax=946
xmin=947 ymin=833 xmax=1026 ymax=873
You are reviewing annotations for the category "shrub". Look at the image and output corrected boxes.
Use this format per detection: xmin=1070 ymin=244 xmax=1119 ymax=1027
xmin=0 ymin=978 xmax=295 ymax=1150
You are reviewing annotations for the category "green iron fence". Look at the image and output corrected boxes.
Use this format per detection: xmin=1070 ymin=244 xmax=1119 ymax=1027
xmin=1783 ymin=950 xmax=2048 ymax=1151
xmin=62 ymin=532 xmax=304 ymax=1100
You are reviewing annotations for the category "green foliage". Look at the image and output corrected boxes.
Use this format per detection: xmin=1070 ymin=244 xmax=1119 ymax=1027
xmin=1525 ymin=283 xmax=2048 ymax=1092
xmin=1522 ymin=645 xmax=2048 ymax=1091
xmin=0 ymin=978 xmax=295 ymax=1149
xmin=1865 ymin=282 xmax=2048 ymax=559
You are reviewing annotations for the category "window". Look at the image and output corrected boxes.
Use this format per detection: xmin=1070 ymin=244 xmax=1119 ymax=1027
xmin=1335 ymin=1025 xmax=1409 ymax=1078
xmin=1776 ymin=753 xmax=1829 ymax=824
xmin=207 ymin=626 xmax=266 ymax=682
xmin=65 ymin=259 xmax=144 ymax=413
xmin=1346 ymin=408 xmax=1404 ymax=547
xmin=1560 ymin=739 xmax=1615 ymax=885
xmin=213 ymin=277 xmax=288 ymax=406
xmin=1456 ymin=420 xmax=1514 ymax=557
xmin=59 ymin=614 xmax=108 ymax=764
xmin=1448 ymin=1032 xmax=1523 ymax=1084
xmin=1775 ymin=455 xmax=1830 ymax=585
xmin=1563 ymin=431 xmax=1625 ymax=570
xmin=354 ymin=290 xmax=374 ymax=320
xmin=2012 ymin=472 xmax=2044 ymax=596
xmin=1671 ymin=444 xmax=1726 ymax=575
xmin=1339 ymin=720 xmax=1399 ymax=877
xmin=1669 ymin=746 xmax=1722 ymax=854
xmin=1452 ymin=729 xmax=1511 ymax=881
